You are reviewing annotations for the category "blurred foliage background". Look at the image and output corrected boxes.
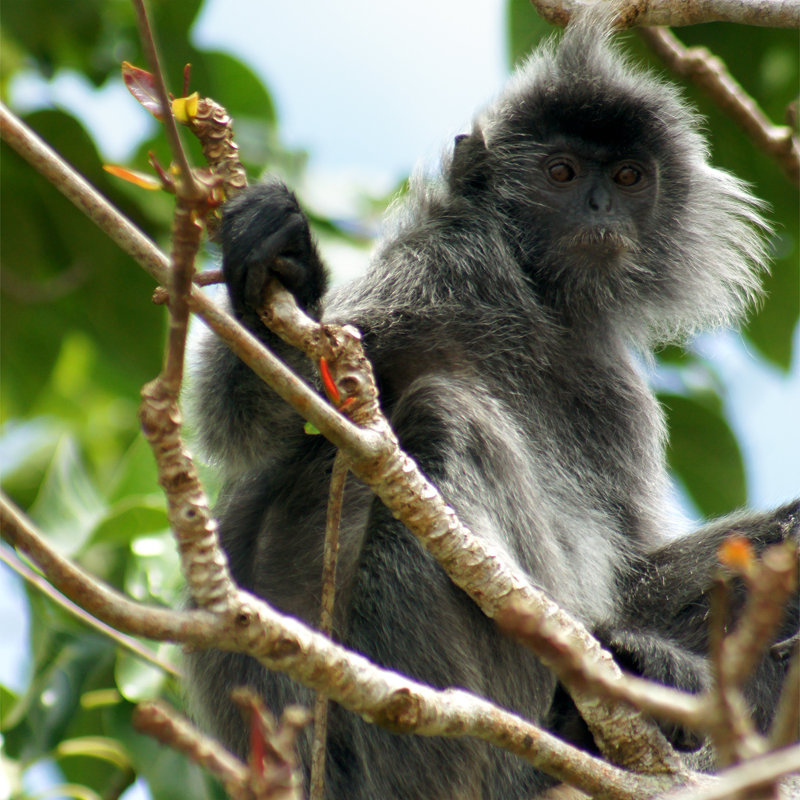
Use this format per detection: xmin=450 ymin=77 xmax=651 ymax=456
xmin=1 ymin=1 xmax=797 ymax=798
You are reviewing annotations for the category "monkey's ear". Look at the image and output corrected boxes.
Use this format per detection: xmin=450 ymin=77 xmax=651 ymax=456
xmin=450 ymin=131 xmax=489 ymax=195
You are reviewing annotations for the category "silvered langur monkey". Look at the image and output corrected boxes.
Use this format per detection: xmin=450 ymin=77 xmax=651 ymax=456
xmin=187 ymin=13 xmax=799 ymax=799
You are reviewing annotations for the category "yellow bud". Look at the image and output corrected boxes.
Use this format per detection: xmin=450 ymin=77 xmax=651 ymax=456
xmin=172 ymin=92 xmax=200 ymax=123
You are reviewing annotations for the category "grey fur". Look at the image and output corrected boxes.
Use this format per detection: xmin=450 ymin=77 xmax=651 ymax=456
xmin=186 ymin=15 xmax=796 ymax=799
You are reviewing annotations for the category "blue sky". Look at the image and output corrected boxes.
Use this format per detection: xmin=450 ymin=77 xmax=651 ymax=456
xmin=194 ymin=0 xmax=508 ymax=180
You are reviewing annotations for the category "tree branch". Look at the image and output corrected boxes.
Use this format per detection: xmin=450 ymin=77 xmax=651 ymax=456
xmin=661 ymin=743 xmax=800 ymax=800
xmin=309 ymin=452 xmax=348 ymax=800
xmin=1 ymin=493 xmax=667 ymax=799
xmin=529 ymin=0 xmax=800 ymax=29
xmin=0 ymin=544 xmax=181 ymax=678
xmin=133 ymin=701 xmax=254 ymax=799
xmin=0 ymin=492 xmax=217 ymax=645
xmin=0 ymin=101 xmax=682 ymax=777
xmin=0 ymin=103 xmax=363 ymax=458
xmin=639 ymin=26 xmax=800 ymax=187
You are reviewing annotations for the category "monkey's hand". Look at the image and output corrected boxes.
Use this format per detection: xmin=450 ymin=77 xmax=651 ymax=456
xmin=221 ymin=182 xmax=328 ymax=320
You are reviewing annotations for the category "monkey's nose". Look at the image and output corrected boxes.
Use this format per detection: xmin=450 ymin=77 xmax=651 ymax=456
xmin=587 ymin=185 xmax=613 ymax=213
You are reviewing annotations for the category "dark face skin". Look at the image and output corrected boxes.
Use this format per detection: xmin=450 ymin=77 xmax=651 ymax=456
xmin=533 ymin=140 xmax=659 ymax=266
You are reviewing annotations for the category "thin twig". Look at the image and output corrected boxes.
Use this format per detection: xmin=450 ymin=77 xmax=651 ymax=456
xmin=721 ymin=544 xmax=799 ymax=688
xmin=320 ymin=451 xmax=347 ymax=634
xmin=661 ymin=743 xmax=800 ymax=800
xmin=639 ymin=26 xmax=800 ymax=187
xmin=233 ymin=689 xmax=311 ymax=800
xmin=0 ymin=492 xmax=217 ymax=644
xmin=309 ymin=451 xmax=348 ymax=800
xmin=769 ymin=646 xmax=800 ymax=750
xmin=130 ymin=0 xmax=202 ymax=201
xmin=133 ymin=701 xmax=254 ymax=799
xmin=706 ymin=575 xmax=748 ymax=766
xmin=131 ymin=0 xmax=213 ymax=393
xmin=0 ymin=544 xmax=181 ymax=678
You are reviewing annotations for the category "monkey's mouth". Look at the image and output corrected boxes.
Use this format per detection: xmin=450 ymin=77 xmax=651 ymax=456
xmin=561 ymin=227 xmax=635 ymax=256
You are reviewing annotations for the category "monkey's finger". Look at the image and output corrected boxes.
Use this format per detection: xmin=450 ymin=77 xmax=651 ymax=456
xmin=240 ymin=213 xmax=308 ymax=309
xmin=247 ymin=213 xmax=307 ymax=266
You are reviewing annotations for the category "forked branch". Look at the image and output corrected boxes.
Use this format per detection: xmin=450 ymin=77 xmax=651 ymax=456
xmin=640 ymin=26 xmax=800 ymax=187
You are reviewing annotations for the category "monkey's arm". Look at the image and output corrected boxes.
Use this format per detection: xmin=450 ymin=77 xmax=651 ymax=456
xmin=190 ymin=183 xmax=330 ymax=473
xmin=603 ymin=500 xmax=799 ymax=735
xmin=623 ymin=500 xmax=799 ymax=622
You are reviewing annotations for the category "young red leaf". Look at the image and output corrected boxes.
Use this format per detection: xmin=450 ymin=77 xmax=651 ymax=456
xmin=249 ymin=711 xmax=267 ymax=776
xmin=103 ymin=164 xmax=162 ymax=190
xmin=146 ymin=152 xmax=175 ymax=191
xmin=122 ymin=61 xmax=165 ymax=120
xmin=319 ymin=357 xmax=341 ymax=404
xmin=718 ymin=535 xmax=754 ymax=574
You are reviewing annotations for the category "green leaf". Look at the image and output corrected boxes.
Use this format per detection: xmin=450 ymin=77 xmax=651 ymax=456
xmin=125 ymin=533 xmax=183 ymax=605
xmin=660 ymin=392 xmax=747 ymax=516
xmin=107 ymin=434 xmax=161 ymax=502
xmin=0 ymin=683 xmax=19 ymax=730
xmin=91 ymin=497 xmax=168 ymax=546
xmin=2 ymin=633 xmax=114 ymax=760
xmin=2 ymin=0 xmax=112 ymax=84
xmin=201 ymin=50 xmax=276 ymax=123
xmin=655 ymin=344 xmax=696 ymax=367
xmin=506 ymin=0 xmax=559 ymax=68
xmin=29 ymin=782 xmax=103 ymax=800
xmin=0 ymin=109 xmax=166 ymax=420
xmin=0 ymin=416 xmax=64 ymax=509
xmin=746 ymin=235 xmax=799 ymax=369
xmin=56 ymin=735 xmax=132 ymax=770
xmin=114 ymin=651 xmax=166 ymax=702
xmin=28 ymin=437 xmax=106 ymax=557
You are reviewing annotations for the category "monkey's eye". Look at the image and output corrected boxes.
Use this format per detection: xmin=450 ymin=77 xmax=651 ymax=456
xmin=547 ymin=162 xmax=576 ymax=183
xmin=614 ymin=165 xmax=642 ymax=187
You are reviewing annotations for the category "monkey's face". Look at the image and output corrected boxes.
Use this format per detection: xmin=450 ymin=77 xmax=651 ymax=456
xmin=533 ymin=143 xmax=658 ymax=271
xmin=490 ymin=135 xmax=669 ymax=315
